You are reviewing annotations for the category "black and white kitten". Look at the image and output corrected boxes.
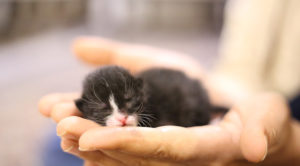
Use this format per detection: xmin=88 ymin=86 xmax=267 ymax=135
xmin=75 ymin=66 xmax=226 ymax=127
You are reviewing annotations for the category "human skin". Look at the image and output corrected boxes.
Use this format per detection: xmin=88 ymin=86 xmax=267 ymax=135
xmin=39 ymin=37 xmax=300 ymax=166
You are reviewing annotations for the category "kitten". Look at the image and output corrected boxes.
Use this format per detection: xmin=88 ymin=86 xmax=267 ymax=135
xmin=75 ymin=66 xmax=226 ymax=127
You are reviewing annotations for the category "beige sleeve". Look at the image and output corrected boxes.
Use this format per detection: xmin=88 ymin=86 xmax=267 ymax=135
xmin=214 ymin=0 xmax=300 ymax=99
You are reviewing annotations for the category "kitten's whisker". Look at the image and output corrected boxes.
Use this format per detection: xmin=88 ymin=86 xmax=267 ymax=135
xmin=138 ymin=116 xmax=147 ymax=127
xmin=82 ymin=94 xmax=99 ymax=104
xmin=136 ymin=108 xmax=143 ymax=114
xmin=141 ymin=116 xmax=154 ymax=123
xmin=87 ymin=106 xmax=102 ymax=109
xmin=91 ymin=82 xmax=104 ymax=104
xmin=137 ymin=119 xmax=142 ymax=127
xmin=80 ymin=97 xmax=95 ymax=104
xmin=87 ymin=116 xmax=105 ymax=123
xmin=135 ymin=103 xmax=144 ymax=114
xmin=142 ymin=115 xmax=153 ymax=121
xmin=138 ymin=103 xmax=144 ymax=112
xmin=143 ymin=118 xmax=152 ymax=127
xmin=138 ymin=114 xmax=153 ymax=127
xmin=129 ymin=78 xmax=134 ymax=89
xmin=81 ymin=97 xmax=103 ymax=107
xmin=100 ymin=77 xmax=110 ymax=89
xmin=139 ymin=118 xmax=148 ymax=127
xmin=117 ymin=71 xmax=128 ymax=92
xmin=138 ymin=120 xmax=144 ymax=127
xmin=138 ymin=113 xmax=157 ymax=120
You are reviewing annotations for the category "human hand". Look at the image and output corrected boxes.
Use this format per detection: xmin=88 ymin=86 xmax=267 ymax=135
xmin=39 ymin=91 xmax=300 ymax=166
xmin=72 ymin=37 xmax=235 ymax=106
xmin=38 ymin=37 xmax=300 ymax=165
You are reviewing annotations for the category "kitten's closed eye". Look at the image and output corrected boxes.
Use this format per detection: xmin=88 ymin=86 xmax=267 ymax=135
xmin=76 ymin=66 xmax=144 ymax=127
xmin=76 ymin=98 xmax=108 ymax=111
xmin=124 ymin=97 xmax=132 ymax=102
xmin=132 ymin=102 xmax=141 ymax=109
xmin=93 ymin=103 xmax=108 ymax=110
xmin=124 ymin=92 xmax=134 ymax=100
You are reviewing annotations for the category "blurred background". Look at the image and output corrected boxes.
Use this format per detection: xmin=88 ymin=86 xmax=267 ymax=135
xmin=1 ymin=0 xmax=300 ymax=165
xmin=0 ymin=0 xmax=225 ymax=165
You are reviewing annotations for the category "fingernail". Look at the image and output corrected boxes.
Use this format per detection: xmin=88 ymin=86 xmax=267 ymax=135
xmin=261 ymin=148 xmax=268 ymax=161
xmin=261 ymin=136 xmax=268 ymax=161
xmin=261 ymin=151 xmax=267 ymax=161
xmin=63 ymin=146 xmax=74 ymax=152
xmin=57 ymin=130 xmax=66 ymax=137
xmin=78 ymin=147 xmax=89 ymax=151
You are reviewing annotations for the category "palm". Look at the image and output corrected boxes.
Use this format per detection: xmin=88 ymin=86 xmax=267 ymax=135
xmin=38 ymin=37 xmax=299 ymax=166
xmin=55 ymin=94 xmax=288 ymax=166
xmin=39 ymin=92 xmax=291 ymax=166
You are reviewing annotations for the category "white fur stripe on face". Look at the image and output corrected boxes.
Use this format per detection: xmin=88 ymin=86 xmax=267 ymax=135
xmin=106 ymin=94 xmax=138 ymax=126
xmin=109 ymin=94 xmax=119 ymax=115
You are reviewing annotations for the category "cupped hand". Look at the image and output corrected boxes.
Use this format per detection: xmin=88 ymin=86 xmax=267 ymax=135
xmin=38 ymin=37 xmax=299 ymax=166
xmin=39 ymin=91 xmax=296 ymax=166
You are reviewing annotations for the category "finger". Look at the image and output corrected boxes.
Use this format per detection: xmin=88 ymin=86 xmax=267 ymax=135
xmin=38 ymin=93 xmax=80 ymax=117
xmin=240 ymin=123 xmax=268 ymax=163
xmin=72 ymin=37 xmax=120 ymax=65
xmin=79 ymin=126 xmax=238 ymax=162
xmin=57 ymin=116 xmax=100 ymax=140
xmin=51 ymin=102 xmax=82 ymax=123
xmin=238 ymin=93 xmax=290 ymax=163
xmin=84 ymin=161 xmax=99 ymax=166
xmin=232 ymin=102 xmax=268 ymax=163
xmin=102 ymin=149 xmax=186 ymax=166
xmin=103 ymin=150 xmax=185 ymax=166
xmin=72 ymin=37 xmax=205 ymax=80
xmin=61 ymin=138 xmax=125 ymax=166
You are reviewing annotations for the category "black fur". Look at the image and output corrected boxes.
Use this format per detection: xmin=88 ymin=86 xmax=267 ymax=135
xmin=75 ymin=66 xmax=143 ymax=125
xmin=76 ymin=66 xmax=222 ymax=127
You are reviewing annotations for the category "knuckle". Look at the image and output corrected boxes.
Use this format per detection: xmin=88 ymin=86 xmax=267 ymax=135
xmin=152 ymin=144 xmax=184 ymax=162
xmin=153 ymin=145 xmax=170 ymax=159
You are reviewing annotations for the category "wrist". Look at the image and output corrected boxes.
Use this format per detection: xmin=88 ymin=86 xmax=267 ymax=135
xmin=263 ymin=119 xmax=300 ymax=166
xmin=288 ymin=120 xmax=300 ymax=162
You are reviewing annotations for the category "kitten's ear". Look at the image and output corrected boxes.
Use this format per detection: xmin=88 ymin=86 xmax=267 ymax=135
xmin=135 ymin=78 xmax=143 ymax=89
xmin=75 ymin=98 xmax=84 ymax=112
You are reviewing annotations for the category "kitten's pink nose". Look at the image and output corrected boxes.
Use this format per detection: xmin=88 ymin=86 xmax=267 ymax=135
xmin=117 ymin=115 xmax=128 ymax=126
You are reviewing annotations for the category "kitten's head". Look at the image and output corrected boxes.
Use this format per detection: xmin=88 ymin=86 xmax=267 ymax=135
xmin=75 ymin=66 xmax=144 ymax=127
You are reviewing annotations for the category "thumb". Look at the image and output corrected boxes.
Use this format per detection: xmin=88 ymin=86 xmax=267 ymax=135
xmin=78 ymin=125 xmax=236 ymax=162
xmin=238 ymin=93 xmax=290 ymax=163
xmin=240 ymin=123 xmax=268 ymax=163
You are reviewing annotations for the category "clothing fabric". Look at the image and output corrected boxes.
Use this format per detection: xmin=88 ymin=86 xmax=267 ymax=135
xmin=290 ymin=95 xmax=300 ymax=121
xmin=216 ymin=0 xmax=300 ymax=99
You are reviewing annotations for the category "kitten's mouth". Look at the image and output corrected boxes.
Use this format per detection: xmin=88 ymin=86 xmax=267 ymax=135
xmin=106 ymin=113 xmax=138 ymax=127
xmin=118 ymin=115 xmax=128 ymax=126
